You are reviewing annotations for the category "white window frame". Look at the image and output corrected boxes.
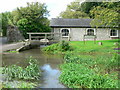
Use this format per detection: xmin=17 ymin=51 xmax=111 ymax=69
xmin=60 ymin=28 xmax=70 ymax=37
xmin=110 ymin=29 xmax=118 ymax=37
xmin=86 ymin=28 xmax=96 ymax=36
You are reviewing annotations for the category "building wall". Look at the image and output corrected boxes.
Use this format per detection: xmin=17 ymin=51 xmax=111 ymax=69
xmin=53 ymin=27 xmax=119 ymax=41
xmin=70 ymin=28 xmax=85 ymax=41
xmin=96 ymin=28 xmax=111 ymax=40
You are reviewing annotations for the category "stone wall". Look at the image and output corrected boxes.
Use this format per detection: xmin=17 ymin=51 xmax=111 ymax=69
xmin=53 ymin=27 xmax=119 ymax=41
xmin=7 ymin=26 xmax=24 ymax=42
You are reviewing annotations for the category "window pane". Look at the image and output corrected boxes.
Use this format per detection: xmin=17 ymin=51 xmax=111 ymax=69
xmin=110 ymin=30 xmax=117 ymax=36
xmin=87 ymin=29 xmax=94 ymax=35
xmin=61 ymin=29 xmax=69 ymax=36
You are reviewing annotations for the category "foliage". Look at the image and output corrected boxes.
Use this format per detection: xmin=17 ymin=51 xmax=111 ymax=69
xmin=80 ymin=1 xmax=102 ymax=17
xmin=59 ymin=63 xmax=118 ymax=88
xmin=59 ymin=40 xmax=71 ymax=51
xmin=16 ymin=2 xmax=51 ymax=38
xmin=60 ymin=10 xmax=89 ymax=19
xmin=90 ymin=2 xmax=120 ymax=29
xmin=59 ymin=0 xmax=120 ymax=29
xmin=59 ymin=1 xmax=89 ymax=18
xmin=0 ymin=2 xmax=51 ymax=38
xmin=3 ymin=56 xmax=41 ymax=80
xmin=42 ymin=40 xmax=72 ymax=53
xmin=0 ymin=12 xmax=10 ymax=36
xmin=90 ymin=6 xmax=119 ymax=28
xmin=42 ymin=43 xmax=60 ymax=52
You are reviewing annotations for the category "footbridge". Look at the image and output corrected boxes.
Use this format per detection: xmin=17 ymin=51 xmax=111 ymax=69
xmin=27 ymin=32 xmax=62 ymax=44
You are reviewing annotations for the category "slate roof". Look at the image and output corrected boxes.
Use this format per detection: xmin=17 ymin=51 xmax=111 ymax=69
xmin=50 ymin=18 xmax=93 ymax=28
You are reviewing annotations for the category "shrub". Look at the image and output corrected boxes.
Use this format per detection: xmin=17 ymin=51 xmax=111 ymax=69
xmin=59 ymin=40 xmax=71 ymax=51
xmin=42 ymin=40 xmax=72 ymax=53
xmin=3 ymin=56 xmax=41 ymax=80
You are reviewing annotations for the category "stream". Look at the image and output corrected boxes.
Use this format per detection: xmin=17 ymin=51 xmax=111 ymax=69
xmin=2 ymin=47 xmax=65 ymax=88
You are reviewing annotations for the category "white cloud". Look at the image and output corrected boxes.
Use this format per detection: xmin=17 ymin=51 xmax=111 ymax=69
xmin=0 ymin=0 xmax=75 ymax=19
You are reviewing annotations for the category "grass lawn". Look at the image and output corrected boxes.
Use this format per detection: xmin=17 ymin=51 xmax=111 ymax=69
xmin=69 ymin=39 xmax=120 ymax=54
xmin=43 ymin=39 xmax=120 ymax=88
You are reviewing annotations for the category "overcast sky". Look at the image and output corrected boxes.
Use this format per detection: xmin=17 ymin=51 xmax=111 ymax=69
xmin=0 ymin=0 xmax=77 ymax=19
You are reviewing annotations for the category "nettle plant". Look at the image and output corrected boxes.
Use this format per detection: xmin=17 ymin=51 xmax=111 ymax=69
xmin=3 ymin=56 xmax=41 ymax=80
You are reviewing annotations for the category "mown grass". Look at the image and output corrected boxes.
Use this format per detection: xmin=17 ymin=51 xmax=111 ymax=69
xmin=43 ymin=39 xmax=120 ymax=88
xmin=69 ymin=39 xmax=120 ymax=54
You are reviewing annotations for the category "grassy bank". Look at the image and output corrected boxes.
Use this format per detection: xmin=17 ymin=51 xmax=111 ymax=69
xmin=43 ymin=39 xmax=120 ymax=88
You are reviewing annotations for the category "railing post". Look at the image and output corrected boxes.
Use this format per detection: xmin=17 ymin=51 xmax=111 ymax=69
xmin=45 ymin=34 xmax=47 ymax=39
xmin=29 ymin=34 xmax=31 ymax=41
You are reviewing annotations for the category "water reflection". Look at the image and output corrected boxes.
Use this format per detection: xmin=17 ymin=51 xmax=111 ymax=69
xmin=40 ymin=64 xmax=65 ymax=88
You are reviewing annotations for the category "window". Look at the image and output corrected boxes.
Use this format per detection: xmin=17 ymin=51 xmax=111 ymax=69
xmin=61 ymin=29 xmax=70 ymax=37
xmin=87 ymin=29 xmax=95 ymax=36
xmin=110 ymin=30 xmax=118 ymax=37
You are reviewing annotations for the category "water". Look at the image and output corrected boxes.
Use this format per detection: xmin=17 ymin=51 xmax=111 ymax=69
xmin=40 ymin=64 xmax=65 ymax=88
xmin=2 ymin=48 xmax=65 ymax=88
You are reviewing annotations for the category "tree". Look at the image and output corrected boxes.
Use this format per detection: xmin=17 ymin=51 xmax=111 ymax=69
xmin=0 ymin=12 xmax=11 ymax=36
xmin=60 ymin=10 xmax=89 ymax=19
xmin=14 ymin=2 xmax=50 ymax=38
xmin=90 ymin=2 xmax=120 ymax=29
xmin=80 ymin=1 xmax=102 ymax=18
xmin=59 ymin=1 xmax=89 ymax=18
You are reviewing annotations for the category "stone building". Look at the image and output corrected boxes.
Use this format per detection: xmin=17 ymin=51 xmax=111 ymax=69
xmin=50 ymin=18 xmax=120 ymax=41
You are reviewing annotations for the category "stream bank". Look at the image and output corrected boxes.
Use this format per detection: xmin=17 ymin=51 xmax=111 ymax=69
xmin=2 ymin=48 xmax=65 ymax=88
